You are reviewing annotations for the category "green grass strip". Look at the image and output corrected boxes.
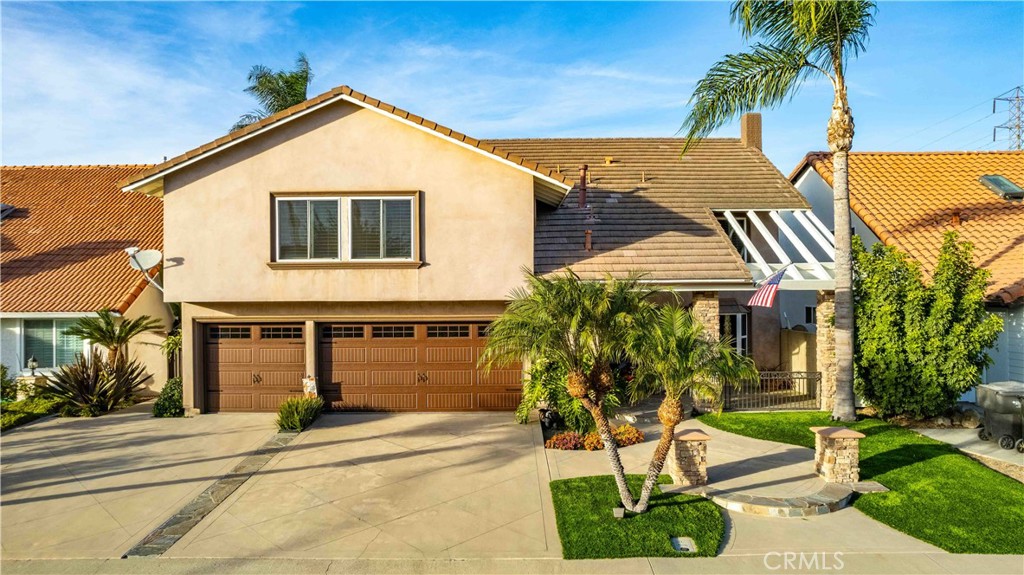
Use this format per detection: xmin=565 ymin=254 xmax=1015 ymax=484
xmin=698 ymin=411 xmax=1024 ymax=554
xmin=550 ymin=474 xmax=724 ymax=559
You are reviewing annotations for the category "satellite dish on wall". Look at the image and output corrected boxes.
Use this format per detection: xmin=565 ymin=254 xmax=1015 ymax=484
xmin=127 ymin=249 xmax=163 ymax=272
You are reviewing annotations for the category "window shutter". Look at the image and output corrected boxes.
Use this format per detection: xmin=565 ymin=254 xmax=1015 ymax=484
xmin=383 ymin=199 xmax=412 ymax=259
xmin=278 ymin=200 xmax=310 ymax=259
xmin=351 ymin=200 xmax=382 ymax=259
xmin=23 ymin=320 xmax=55 ymax=368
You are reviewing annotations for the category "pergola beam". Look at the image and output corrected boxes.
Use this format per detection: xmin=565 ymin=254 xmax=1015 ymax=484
xmin=768 ymin=210 xmax=831 ymax=280
xmin=793 ymin=210 xmax=836 ymax=259
xmin=744 ymin=210 xmax=804 ymax=281
xmin=722 ymin=211 xmax=774 ymax=278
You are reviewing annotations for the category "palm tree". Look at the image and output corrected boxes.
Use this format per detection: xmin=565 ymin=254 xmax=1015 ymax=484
xmin=481 ymin=270 xmax=657 ymax=511
xmin=624 ymin=306 xmax=757 ymax=513
xmin=231 ymin=53 xmax=313 ymax=132
xmin=680 ymin=0 xmax=876 ymax=421
xmin=64 ymin=309 xmax=165 ymax=367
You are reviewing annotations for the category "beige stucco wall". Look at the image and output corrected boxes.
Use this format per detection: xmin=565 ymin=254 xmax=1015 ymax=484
xmin=124 ymin=284 xmax=174 ymax=395
xmin=162 ymin=101 xmax=537 ymax=305
xmin=179 ymin=301 xmax=509 ymax=411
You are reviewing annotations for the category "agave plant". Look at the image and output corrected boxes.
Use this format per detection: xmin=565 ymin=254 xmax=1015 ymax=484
xmin=37 ymin=350 xmax=151 ymax=416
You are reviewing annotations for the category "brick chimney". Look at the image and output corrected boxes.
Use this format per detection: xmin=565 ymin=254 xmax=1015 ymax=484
xmin=741 ymin=113 xmax=762 ymax=150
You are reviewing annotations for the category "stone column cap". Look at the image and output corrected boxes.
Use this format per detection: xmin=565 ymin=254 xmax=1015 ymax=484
xmin=675 ymin=429 xmax=712 ymax=441
xmin=810 ymin=426 xmax=865 ymax=439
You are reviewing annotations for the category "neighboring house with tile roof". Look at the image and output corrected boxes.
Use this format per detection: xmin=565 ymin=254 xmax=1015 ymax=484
xmin=115 ymin=84 xmax=838 ymax=414
xmin=787 ymin=151 xmax=1024 ymax=387
xmin=0 ymin=165 xmax=173 ymax=392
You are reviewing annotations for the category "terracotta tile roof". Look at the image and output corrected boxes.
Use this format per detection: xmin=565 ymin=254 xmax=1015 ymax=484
xmin=794 ymin=151 xmax=1024 ymax=305
xmin=0 ymin=165 xmax=161 ymax=313
xmin=121 ymin=85 xmax=573 ymax=196
xmin=485 ymin=138 xmax=809 ymax=281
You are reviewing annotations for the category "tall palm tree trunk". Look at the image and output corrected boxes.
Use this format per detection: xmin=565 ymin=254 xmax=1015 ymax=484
xmin=828 ymin=83 xmax=857 ymax=422
xmin=581 ymin=397 xmax=637 ymax=512
xmin=632 ymin=396 xmax=682 ymax=513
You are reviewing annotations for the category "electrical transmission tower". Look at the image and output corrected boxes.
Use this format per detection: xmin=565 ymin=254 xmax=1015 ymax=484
xmin=993 ymin=86 xmax=1023 ymax=150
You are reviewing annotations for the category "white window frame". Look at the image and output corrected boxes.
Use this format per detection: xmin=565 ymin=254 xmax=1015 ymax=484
xmin=19 ymin=319 xmax=90 ymax=372
xmin=719 ymin=313 xmax=750 ymax=356
xmin=274 ymin=197 xmax=343 ymax=262
xmin=717 ymin=214 xmax=750 ymax=262
xmin=346 ymin=196 xmax=416 ymax=262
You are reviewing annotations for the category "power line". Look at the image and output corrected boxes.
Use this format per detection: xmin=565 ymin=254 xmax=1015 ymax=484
xmin=915 ymin=112 xmax=996 ymax=151
xmin=993 ymin=86 xmax=1023 ymax=150
xmin=889 ymin=96 xmax=994 ymax=146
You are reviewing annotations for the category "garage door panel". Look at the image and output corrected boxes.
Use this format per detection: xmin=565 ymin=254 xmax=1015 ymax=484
xmin=425 ymin=346 xmax=473 ymax=364
xmin=371 ymin=370 xmax=417 ymax=386
xmin=427 ymin=393 xmax=473 ymax=409
xmin=204 ymin=324 xmax=306 ymax=413
xmin=318 ymin=322 xmax=520 ymax=412
xmin=259 ymin=348 xmax=304 ymax=365
xmin=370 ymin=347 xmax=417 ymax=364
xmin=426 ymin=370 xmax=473 ymax=386
xmin=371 ymin=393 xmax=418 ymax=410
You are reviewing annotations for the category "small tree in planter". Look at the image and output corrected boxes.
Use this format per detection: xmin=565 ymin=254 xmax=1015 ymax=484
xmin=64 ymin=309 xmax=164 ymax=367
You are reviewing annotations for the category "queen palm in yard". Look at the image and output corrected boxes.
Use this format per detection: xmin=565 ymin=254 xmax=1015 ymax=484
xmin=680 ymin=1 xmax=876 ymax=421
xmin=480 ymin=270 xmax=657 ymax=511
xmin=231 ymin=53 xmax=313 ymax=132
xmin=63 ymin=309 xmax=164 ymax=367
xmin=624 ymin=306 xmax=757 ymax=513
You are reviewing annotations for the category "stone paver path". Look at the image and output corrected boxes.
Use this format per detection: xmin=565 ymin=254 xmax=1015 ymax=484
xmin=0 ymin=403 xmax=276 ymax=559
xmin=164 ymin=412 xmax=560 ymax=560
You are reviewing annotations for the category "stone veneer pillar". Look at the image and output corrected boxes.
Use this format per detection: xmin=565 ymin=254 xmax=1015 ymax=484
xmin=668 ymin=429 xmax=711 ymax=486
xmin=811 ymin=426 xmax=865 ymax=483
xmin=691 ymin=292 xmax=720 ymax=340
xmin=816 ymin=291 xmax=837 ymax=412
xmin=14 ymin=375 xmax=46 ymax=401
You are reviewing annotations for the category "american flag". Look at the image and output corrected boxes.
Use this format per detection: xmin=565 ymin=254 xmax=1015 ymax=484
xmin=747 ymin=267 xmax=787 ymax=308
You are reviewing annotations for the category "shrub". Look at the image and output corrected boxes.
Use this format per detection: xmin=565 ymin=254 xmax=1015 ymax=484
xmin=276 ymin=396 xmax=324 ymax=432
xmin=1 ymin=364 xmax=16 ymax=403
xmin=516 ymin=357 xmax=622 ymax=433
xmin=0 ymin=395 xmax=65 ymax=432
xmin=582 ymin=432 xmax=604 ymax=451
xmin=545 ymin=431 xmax=584 ymax=450
xmin=853 ymin=234 xmax=1003 ymax=417
xmin=613 ymin=424 xmax=645 ymax=447
xmin=37 ymin=350 xmax=150 ymax=417
xmin=153 ymin=377 xmax=185 ymax=418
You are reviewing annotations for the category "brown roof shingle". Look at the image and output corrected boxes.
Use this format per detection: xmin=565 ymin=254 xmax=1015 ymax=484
xmin=1 ymin=165 xmax=162 ymax=313
xmin=485 ymin=138 xmax=810 ymax=281
xmin=121 ymin=85 xmax=574 ymax=194
xmin=795 ymin=151 xmax=1024 ymax=305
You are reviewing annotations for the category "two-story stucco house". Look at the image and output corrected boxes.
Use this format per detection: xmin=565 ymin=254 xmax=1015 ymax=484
xmin=120 ymin=85 xmax=839 ymax=414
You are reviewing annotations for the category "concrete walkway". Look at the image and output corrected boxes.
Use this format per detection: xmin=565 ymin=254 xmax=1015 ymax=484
xmin=0 ymin=403 xmax=276 ymax=559
xmin=917 ymin=427 xmax=1024 ymax=466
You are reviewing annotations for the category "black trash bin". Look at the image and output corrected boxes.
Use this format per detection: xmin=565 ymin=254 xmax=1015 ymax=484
xmin=976 ymin=381 xmax=1024 ymax=452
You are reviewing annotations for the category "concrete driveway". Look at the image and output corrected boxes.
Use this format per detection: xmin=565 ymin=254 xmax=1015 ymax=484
xmin=0 ymin=402 xmax=275 ymax=559
xmin=165 ymin=412 xmax=560 ymax=559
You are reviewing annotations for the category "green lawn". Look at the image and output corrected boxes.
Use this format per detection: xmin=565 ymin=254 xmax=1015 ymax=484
xmin=550 ymin=474 xmax=724 ymax=559
xmin=1 ymin=395 xmax=65 ymax=432
xmin=698 ymin=411 xmax=1024 ymax=554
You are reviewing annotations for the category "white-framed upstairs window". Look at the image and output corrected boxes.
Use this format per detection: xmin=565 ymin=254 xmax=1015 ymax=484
xmin=716 ymin=214 xmax=750 ymax=262
xmin=276 ymin=198 xmax=341 ymax=261
xmin=349 ymin=197 xmax=414 ymax=261
xmin=22 ymin=319 xmax=87 ymax=369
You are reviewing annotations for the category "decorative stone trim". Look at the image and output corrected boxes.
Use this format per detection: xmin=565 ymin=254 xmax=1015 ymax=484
xmin=811 ymin=426 xmax=865 ymax=483
xmin=815 ymin=291 xmax=837 ymax=411
xmin=688 ymin=482 xmax=855 ymax=517
xmin=14 ymin=375 xmax=46 ymax=401
xmin=668 ymin=429 xmax=711 ymax=486
xmin=691 ymin=292 xmax=720 ymax=340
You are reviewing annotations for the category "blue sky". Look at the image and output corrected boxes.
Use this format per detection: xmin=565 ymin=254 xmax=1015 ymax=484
xmin=2 ymin=1 xmax=1022 ymax=173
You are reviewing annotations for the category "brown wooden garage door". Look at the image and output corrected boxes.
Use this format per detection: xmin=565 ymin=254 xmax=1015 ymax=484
xmin=204 ymin=324 xmax=307 ymax=412
xmin=317 ymin=322 xmax=522 ymax=411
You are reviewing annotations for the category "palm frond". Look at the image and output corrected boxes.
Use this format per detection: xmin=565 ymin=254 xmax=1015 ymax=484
xmin=680 ymin=43 xmax=814 ymax=153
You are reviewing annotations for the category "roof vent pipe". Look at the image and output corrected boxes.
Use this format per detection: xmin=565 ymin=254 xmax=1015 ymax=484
xmin=951 ymin=210 xmax=962 ymax=227
xmin=578 ymin=164 xmax=588 ymax=208
xmin=585 ymin=229 xmax=593 ymax=252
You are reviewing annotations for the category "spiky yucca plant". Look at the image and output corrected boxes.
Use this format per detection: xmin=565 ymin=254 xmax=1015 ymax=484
xmin=37 ymin=350 xmax=150 ymax=416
